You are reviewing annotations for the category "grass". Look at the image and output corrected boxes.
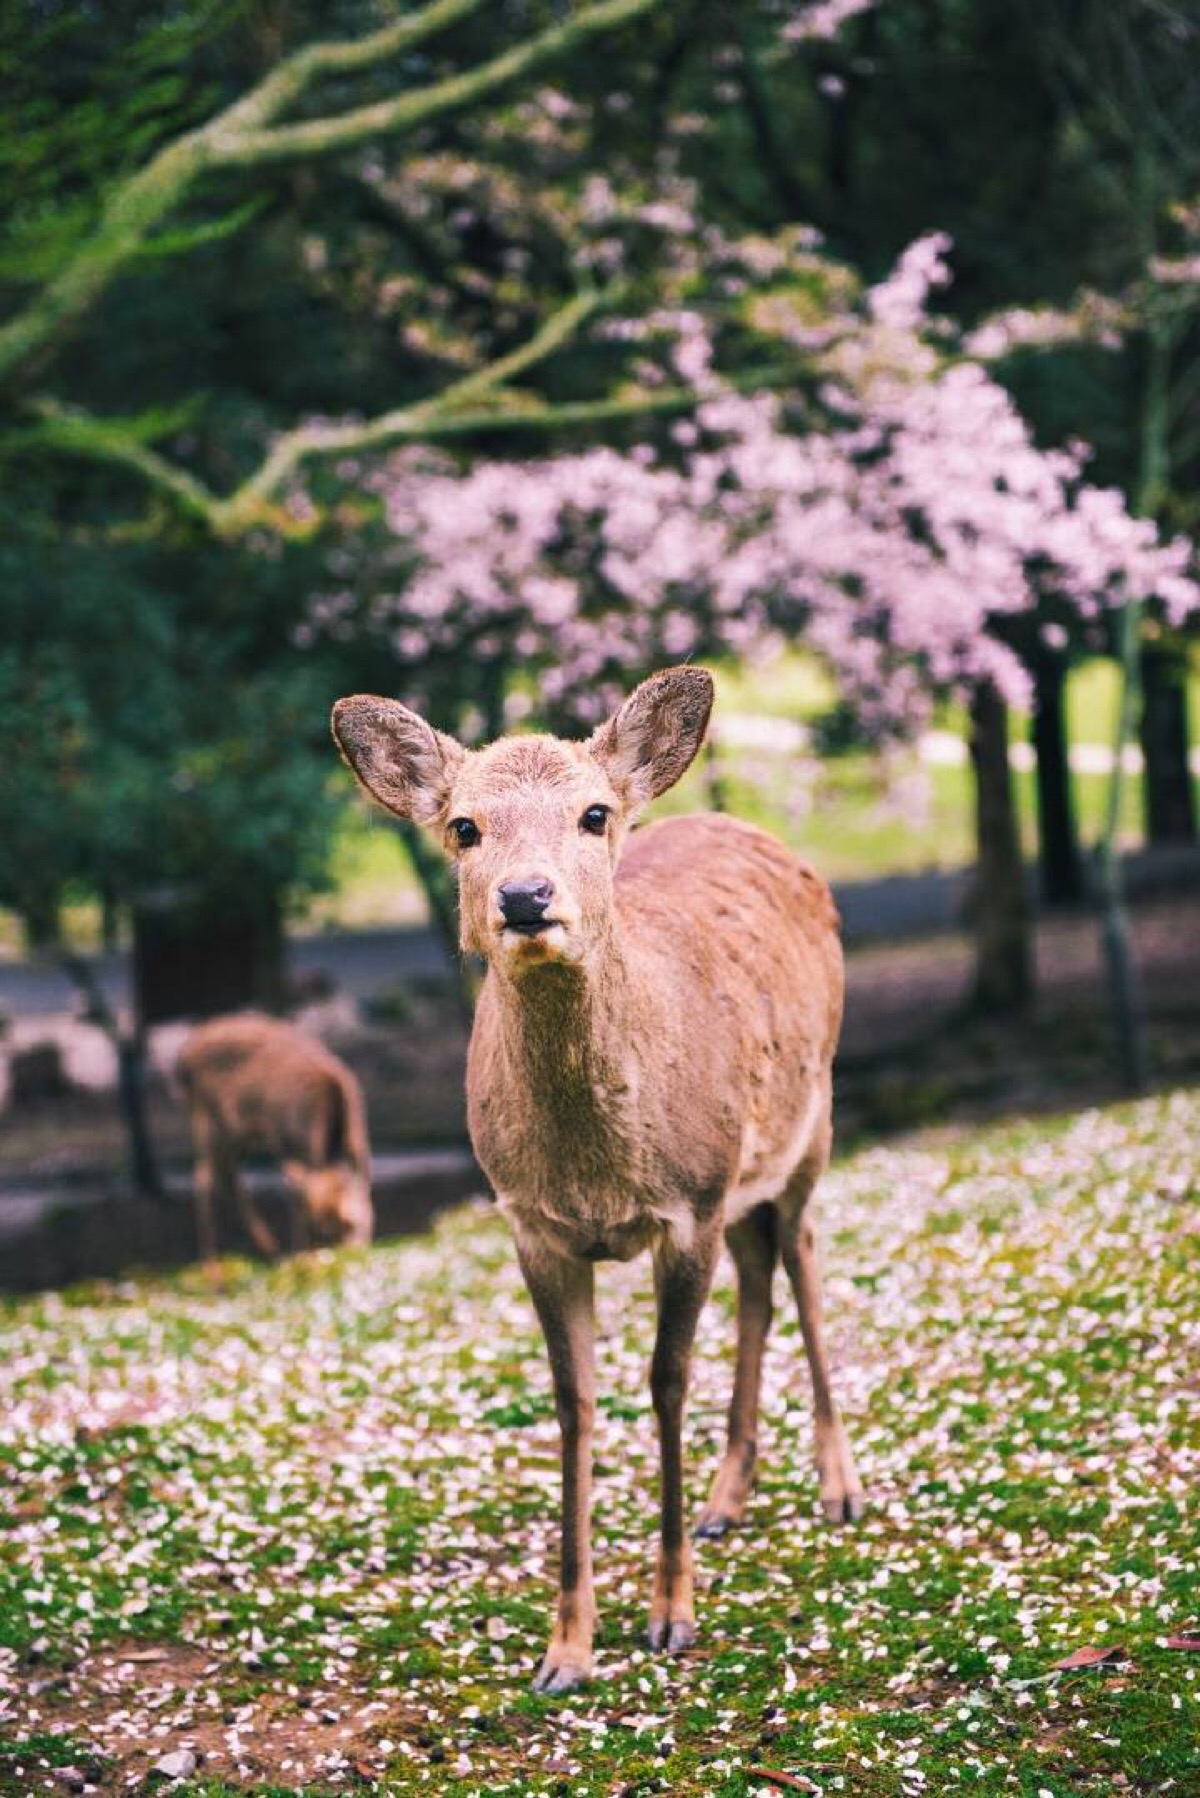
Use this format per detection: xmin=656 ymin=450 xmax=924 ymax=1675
xmin=1 ymin=1092 xmax=1198 ymax=1794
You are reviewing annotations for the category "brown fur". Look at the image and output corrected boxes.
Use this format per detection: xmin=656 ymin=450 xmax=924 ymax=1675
xmin=331 ymin=667 xmax=861 ymax=1694
xmin=177 ymin=1013 xmax=373 ymax=1258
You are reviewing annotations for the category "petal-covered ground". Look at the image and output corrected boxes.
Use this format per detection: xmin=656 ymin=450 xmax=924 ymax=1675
xmin=1 ymin=1092 xmax=1197 ymax=1796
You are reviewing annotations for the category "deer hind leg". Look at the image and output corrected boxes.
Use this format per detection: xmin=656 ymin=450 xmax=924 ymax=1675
xmin=190 ymin=1104 xmax=220 ymax=1263
xmin=695 ymin=1204 xmax=777 ymax=1540
xmin=778 ymin=1105 xmax=864 ymax=1526
xmin=648 ymin=1223 xmax=721 ymax=1652
xmin=515 ymin=1236 xmax=596 ymax=1695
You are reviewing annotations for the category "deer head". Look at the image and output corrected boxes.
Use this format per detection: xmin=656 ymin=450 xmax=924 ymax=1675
xmin=282 ymin=1161 xmax=374 ymax=1245
xmin=332 ymin=668 xmax=714 ymax=976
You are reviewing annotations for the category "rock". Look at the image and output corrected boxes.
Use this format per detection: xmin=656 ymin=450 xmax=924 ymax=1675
xmin=153 ymin=1748 xmax=197 ymax=1780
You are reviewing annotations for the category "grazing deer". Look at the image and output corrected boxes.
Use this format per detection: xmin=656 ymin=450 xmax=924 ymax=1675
xmin=177 ymin=1013 xmax=373 ymax=1259
xmin=332 ymin=668 xmax=861 ymax=1693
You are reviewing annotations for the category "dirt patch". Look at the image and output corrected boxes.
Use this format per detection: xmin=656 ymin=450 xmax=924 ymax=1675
xmin=4 ymin=1641 xmax=448 ymax=1792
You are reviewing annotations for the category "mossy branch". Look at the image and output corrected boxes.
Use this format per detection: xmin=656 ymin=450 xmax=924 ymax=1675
xmin=15 ymin=353 xmax=810 ymax=539
xmin=0 ymin=0 xmax=659 ymax=389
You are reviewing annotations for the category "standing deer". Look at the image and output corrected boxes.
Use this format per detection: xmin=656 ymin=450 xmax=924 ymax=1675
xmin=332 ymin=667 xmax=861 ymax=1693
xmin=177 ymin=1013 xmax=373 ymax=1259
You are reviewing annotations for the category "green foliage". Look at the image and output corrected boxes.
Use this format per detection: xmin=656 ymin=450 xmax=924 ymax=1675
xmin=0 ymin=484 xmax=342 ymax=940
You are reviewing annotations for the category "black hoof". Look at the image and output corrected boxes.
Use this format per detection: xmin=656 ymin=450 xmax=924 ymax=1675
xmin=647 ymin=1618 xmax=696 ymax=1654
xmin=532 ymin=1659 xmax=590 ymax=1695
xmin=822 ymin=1491 xmax=865 ymax=1525
xmin=693 ymin=1512 xmax=732 ymax=1540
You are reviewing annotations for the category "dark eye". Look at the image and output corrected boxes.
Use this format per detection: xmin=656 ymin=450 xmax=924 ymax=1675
xmin=449 ymin=817 xmax=480 ymax=849
xmin=580 ymin=804 xmax=610 ymax=836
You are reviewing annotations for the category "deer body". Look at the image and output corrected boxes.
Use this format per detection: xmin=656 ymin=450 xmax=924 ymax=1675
xmin=178 ymin=1013 xmax=374 ymax=1258
xmin=332 ymin=669 xmax=861 ymax=1695
xmin=469 ymin=812 xmax=841 ymax=1263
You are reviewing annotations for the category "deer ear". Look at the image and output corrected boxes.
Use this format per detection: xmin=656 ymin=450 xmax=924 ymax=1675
xmin=588 ymin=667 xmax=714 ymax=806
xmin=331 ymin=696 xmax=465 ymax=825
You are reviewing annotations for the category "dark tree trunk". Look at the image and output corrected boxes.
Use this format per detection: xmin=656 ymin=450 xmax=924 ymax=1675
xmin=1095 ymin=602 xmax=1151 ymax=1095
xmin=1140 ymin=644 xmax=1196 ymax=844
xmin=132 ymin=890 xmax=285 ymax=1025
xmin=99 ymin=883 xmax=121 ymax=955
xmin=968 ymin=682 xmax=1033 ymax=1014
xmin=63 ymin=954 xmax=163 ymax=1201
xmin=1031 ymin=652 xmax=1085 ymax=904
xmin=22 ymin=888 xmax=61 ymax=954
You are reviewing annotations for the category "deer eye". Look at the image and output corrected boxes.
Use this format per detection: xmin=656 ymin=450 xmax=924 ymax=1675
xmin=449 ymin=817 xmax=480 ymax=849
xmin=580 ymin=804 xmax=610 ymax=836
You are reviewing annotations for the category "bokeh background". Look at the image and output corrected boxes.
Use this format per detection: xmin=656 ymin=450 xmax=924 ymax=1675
xmin=1 ymin=8 xmax=1199 ymax=1796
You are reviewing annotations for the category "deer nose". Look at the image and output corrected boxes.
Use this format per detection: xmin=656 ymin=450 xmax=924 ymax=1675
xmin=498 ymin=878 xmax=555 ymax=926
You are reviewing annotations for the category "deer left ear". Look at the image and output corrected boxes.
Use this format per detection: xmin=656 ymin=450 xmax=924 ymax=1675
xmin=332 ymin=695 xmax=465 ymax=825
xmin=588 ymin=667 xmax=714 ymax=807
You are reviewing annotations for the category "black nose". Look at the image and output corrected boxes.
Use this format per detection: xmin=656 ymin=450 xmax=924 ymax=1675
xmin=498 ymin=878 xmax=554 ymax=926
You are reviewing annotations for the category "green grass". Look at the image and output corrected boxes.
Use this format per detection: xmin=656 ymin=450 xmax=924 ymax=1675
xmin=2 ymin=1093 xmax=1198 ymax=1794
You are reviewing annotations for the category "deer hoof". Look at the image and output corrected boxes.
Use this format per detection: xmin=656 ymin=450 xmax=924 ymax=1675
xmin=822 ymin=1490 xmax=865 ymax=1525
xmin=692 ymin=1509 xmax=734 ymax=1540
xmin=647 ymin=1617 xmax=696 ymax=1654
xmin=532 ymin=1656 xmax=590 ymax=1695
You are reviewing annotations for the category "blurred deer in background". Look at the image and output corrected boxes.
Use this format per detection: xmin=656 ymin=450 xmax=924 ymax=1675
xmin=332 ymin=667 xmax=860 ymax=1693
xmin=177 ymin=1013 xmax=373 ymax=1259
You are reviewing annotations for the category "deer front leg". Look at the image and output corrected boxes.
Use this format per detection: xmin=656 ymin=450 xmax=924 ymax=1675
xmin=514 ymin=1235 xmax=596 ymax=1694
xmin=231 ymin=1162 xmax=281 ymax=1259
xmin=648 ymin=1224 xmax=720 ymax=1652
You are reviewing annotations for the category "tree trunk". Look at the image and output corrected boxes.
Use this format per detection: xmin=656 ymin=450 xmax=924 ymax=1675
xmin=1094 ymin=600 xmax=1150 ymax=1094
xmin=1139 ymin=643 xmax=1196 ymax=843
xmin=968 ymin=682 xmax=1033 ymax=1014
xmin=1031 ymin=651 xmax=1085 ymax=904
xmin=99 ymin=883 xmax=121 ymax=955
xmin=62 ymin=953 xmax=164 ymax=1201
xmin=132 ymin=890 xmax=285 ymax=1024
xmin=22 ymin=888 xmax=62 ymax=954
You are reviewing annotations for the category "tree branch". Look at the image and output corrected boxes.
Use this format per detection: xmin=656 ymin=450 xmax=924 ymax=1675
xmin=216 ymin=0 xmax=660 ymax=168
xmin=211 ymin=286 xmax=608 ymax=531
xmin=17 ymin=289 xmax=611 ymax=531
xmin=14 ymin=355 xmax=811 ymax=537
xmin=0 ymin=0 xmax=657 ymax=389
xmin=22 ymin=397 xmax=218 ymax=524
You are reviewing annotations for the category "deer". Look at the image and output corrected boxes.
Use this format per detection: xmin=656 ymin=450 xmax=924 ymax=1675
xmin=331 ymin=666 xmax=861 ymax=1694
xmin=176 ymin=1013 xmax=374 ymax=1260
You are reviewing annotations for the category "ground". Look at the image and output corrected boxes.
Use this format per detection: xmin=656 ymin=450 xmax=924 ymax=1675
xmin=2 ymin=1092 xmax=1198 ymax=1796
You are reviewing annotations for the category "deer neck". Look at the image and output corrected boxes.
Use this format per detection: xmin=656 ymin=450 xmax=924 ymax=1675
xmin=492 ymin=926 xmax=636 ymax=1117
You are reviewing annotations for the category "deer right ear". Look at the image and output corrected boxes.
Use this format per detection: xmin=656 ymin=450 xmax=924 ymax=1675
xmin=588 ymin=666 xmax=714 ymax=807
xmin=331 ymin=696 xmax=465 ymax=825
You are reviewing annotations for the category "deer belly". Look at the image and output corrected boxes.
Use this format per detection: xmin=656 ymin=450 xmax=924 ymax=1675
xmin=494 ymin=1186 xmax=680 ymax=1263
